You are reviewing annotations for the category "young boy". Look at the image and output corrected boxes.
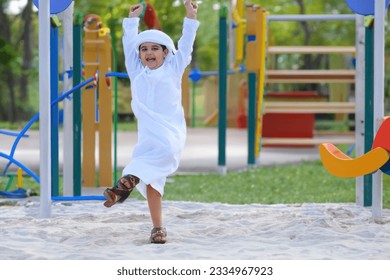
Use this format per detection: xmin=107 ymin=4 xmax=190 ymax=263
xmin=103 ymin=0 xmax=199 ymax=244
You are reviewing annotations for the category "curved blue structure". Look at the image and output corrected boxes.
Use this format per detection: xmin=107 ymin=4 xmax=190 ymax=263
xmin=32 ymin=0 xmax=73 ymax=15
xmin=1 ymin=73 xmax=133 ymax=200
xmin=51 ymin=195 xmax=105 ymax=201
xmin=345 ymin=0 xmax=390 ymax=16
xmin=1 ymin=77 xmax=95 ymax=183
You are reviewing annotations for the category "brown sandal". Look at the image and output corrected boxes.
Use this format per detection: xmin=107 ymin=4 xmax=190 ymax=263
xmin=150 ymin=227 xmax=167 ymax=244
xmin=103 ymin=174 xmax=139 ymax=207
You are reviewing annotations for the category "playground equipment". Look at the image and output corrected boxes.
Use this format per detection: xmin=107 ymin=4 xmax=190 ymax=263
xmin=37 ymin=0 xmax=52 ymax=217
xmin=186 ymin=1 xmax=246 ymax=129
xmin=320 ymin=145 xmax=389 ymax=178
xmin=81 ymin=14 xmax=113 ymax=188
xmin=320 ymin=117 xmax=390 ymax=177
xmin=319 ymin=0 xmax=389 ymax=218
xmin=181 ymin=1 xmax=273 ymax=172
xmin=0 ymin=167 xmax=28 ymax=198
xmin=2 ymin=0 xmax=108 ymax=217
xmin=187 ymin=66 xmax=246 ymax=127
xmin=230 ymin=0 xmax=245 ymax=68
xmin=262 ymin=14 xmax=358 ymax=147
xmin=1 ymin=1 xmax=168 ymax=213
xmin=0 ymin=77 xmax=95 ymax=184
xmin=0 ymin=168 xmax=28 ymax=199
xmin=245 ymin=4 xmax=268 ymax=165
xmin=198 ymin=2 xmax=271 ymax=172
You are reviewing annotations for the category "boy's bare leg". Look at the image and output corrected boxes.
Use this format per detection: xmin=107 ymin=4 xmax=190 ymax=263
xmin=146 ymin=184 xmax=163 ymax=227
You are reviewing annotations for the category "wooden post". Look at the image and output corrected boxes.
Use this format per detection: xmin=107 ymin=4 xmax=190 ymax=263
xmin=97 ymin=28 xmax=113 ymax=187
xmin=82 ymin=26 xmax=98 ymax=187
xmin=82 ymin=15 xmax=113 ymax=187
xmin=182 ymin=70 xmax=190 ymax=126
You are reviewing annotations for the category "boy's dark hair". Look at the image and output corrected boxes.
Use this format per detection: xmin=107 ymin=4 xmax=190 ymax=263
xmin=139 ymin=44 xmax=167 ymax=51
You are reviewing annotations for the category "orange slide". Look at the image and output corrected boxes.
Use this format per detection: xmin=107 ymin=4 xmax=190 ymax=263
xmin=320 ymin=117 xmax=390 ymax=178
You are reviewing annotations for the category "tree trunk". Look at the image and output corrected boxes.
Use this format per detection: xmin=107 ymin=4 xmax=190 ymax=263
xmin=6 ymin=70 xmax=17 ymax=122
xmin=0 ymin=0 xmax=17 ymax=122
xmin=19 ymin=0 xmax=34 ymax=121
xmin=296 ymin=0 xmax=318 ymax=92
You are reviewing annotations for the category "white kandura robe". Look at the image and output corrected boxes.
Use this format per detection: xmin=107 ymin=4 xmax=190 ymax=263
xmin=122 ymin=17 xmax=199 ymax=198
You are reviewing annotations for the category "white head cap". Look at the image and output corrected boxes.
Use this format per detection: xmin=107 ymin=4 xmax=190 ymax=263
xmin=135 ymin=29 xmax=176 ymax=62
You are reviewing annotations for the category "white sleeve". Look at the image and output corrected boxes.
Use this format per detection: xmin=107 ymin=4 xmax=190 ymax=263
xmin=122 ymin=17 xmax=143 ymax=79
xmin=173 ymin=17 xmax=200 ymax=74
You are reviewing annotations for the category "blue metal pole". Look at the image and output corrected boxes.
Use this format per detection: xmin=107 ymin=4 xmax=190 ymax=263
xmin=50 ymin=21 xmax=59 ymax=196
xmin=73 ymin=14 xmax=83 ymax=196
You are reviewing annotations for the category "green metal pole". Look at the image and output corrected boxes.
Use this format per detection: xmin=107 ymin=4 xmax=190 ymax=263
xmin=363 ymin=22 xmax=374 ymax=207
xmin=247 ymin=72 xmax=256 ymax=165
xmin=109 ymin=9 xmax=119 ymax=184
xmin=73 ymin=13 xmax=83 ymax=196
xmin=218 ymin=6 xmax=228 ymax=174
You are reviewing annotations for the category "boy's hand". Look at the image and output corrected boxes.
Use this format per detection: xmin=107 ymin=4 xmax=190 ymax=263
xmin=185 ymin=0 xmax=198 ymax=19
xmin=128 ymin=3 xmax=143 ymax=18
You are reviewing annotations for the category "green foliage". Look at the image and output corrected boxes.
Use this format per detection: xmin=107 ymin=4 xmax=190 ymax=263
xmin=4 ymin=0 xmax=390 ymax=123
xmin=0 ymin=37 xmax=18 ymax=66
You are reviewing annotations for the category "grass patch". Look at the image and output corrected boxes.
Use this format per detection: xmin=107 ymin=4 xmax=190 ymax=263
xmin=315 ymin=119 xmax=352 ymax=132
xmin=115 ymin=121 xmax=137 ymax=131
xmin=2 ymin=160 xmax=389 ymax=208
xmin=164 ymin=161 xmax=356 ymax=204
xmin=0 ymin=121 xmax=39 ymax=131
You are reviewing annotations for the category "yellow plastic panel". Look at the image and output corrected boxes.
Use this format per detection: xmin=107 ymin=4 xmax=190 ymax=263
xmin=319 ymin=143 xmax=390 ymax=178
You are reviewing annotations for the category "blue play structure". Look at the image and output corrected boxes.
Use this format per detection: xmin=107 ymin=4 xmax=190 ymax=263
xmin=0 ymin=188 xmax=28 ymax=199
xmin=0 ymin=77 xmax=94 ymax=197
xmin=0 ymin=72 xmax=129 ymax=200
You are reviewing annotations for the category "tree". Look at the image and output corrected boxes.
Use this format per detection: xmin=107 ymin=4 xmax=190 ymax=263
xmin=0 ymin=0 xmax=17 ymax=122
xmin=19 ymin=0 xmax=34 ymax=120
xmin=0 ymin=0 xmax=36 ymax=122
xmin=1 ymin=0 xmax=387 ymax=122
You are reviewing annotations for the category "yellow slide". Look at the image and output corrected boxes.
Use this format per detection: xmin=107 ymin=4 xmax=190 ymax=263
xmin=319 ymin=143 xmax=390 ymax=178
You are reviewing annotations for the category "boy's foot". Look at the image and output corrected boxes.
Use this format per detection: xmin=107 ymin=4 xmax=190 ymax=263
xmin=103 ymin=174 xmax=139 ymax=207
xmin=150 ymin=227 xmax=167 ymax=244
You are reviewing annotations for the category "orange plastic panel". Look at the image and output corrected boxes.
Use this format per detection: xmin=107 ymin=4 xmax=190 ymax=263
xmin=319 ymin=143 xmax=390 ymax=178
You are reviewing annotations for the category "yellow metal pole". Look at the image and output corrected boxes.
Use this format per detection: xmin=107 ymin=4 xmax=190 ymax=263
xmin=17 ymin=168 xmax=23 ymax=189
xmin=255 ymin=9 xmax=268 ymax=158
xmin=82 ymin=26 xmax=98 ymax=187
xmin=232 ymin=0 xmax=245 ymax=68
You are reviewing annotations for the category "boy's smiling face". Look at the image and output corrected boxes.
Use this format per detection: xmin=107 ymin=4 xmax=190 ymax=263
xmin=139 ymin=42 xmax=169 ymax=69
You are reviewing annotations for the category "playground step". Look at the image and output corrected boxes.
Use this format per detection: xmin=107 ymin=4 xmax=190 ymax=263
xmin=261 ymin=136 xmax=355 ymax=146
xmin=268 ymin=46 xmax=356 ymax=54
xmin=263 ymin=102 xmax=355 ymax=114
xmin=266 ymin=69 xmax=355 ymax=83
